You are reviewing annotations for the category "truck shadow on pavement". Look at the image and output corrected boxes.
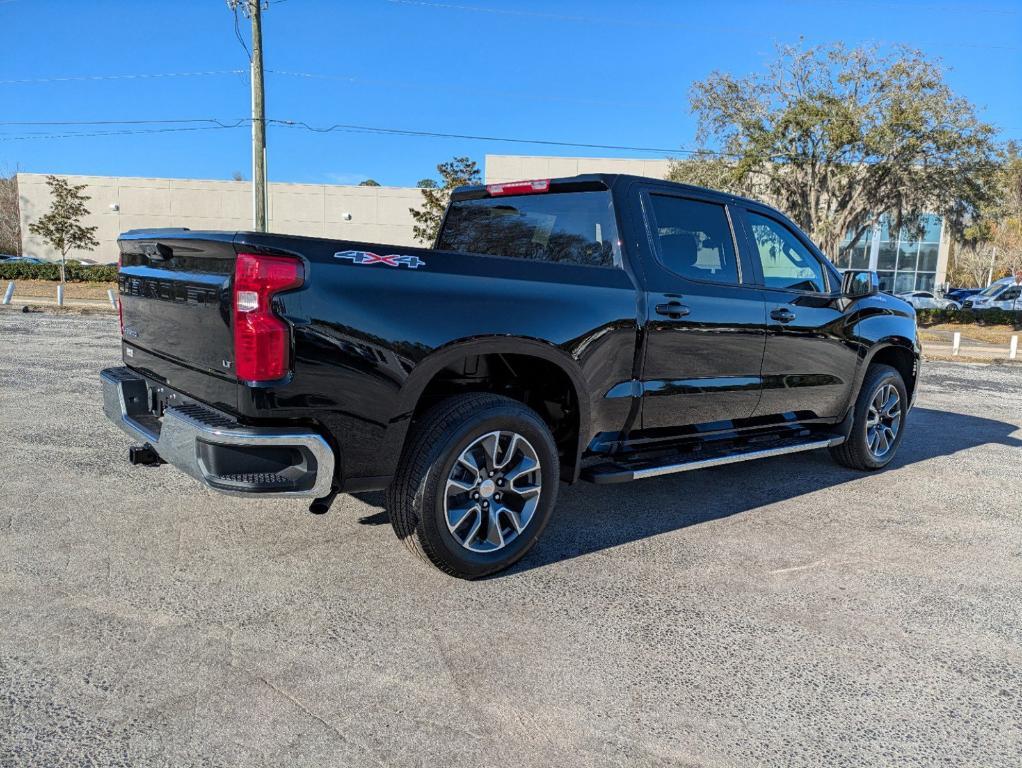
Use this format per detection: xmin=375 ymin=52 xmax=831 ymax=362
xmin=357 ymin=407 xmax=1021 ymax=577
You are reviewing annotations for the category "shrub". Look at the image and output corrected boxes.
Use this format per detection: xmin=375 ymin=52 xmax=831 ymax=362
xmin=915 ymin=307 xmax=1022 ymax=329
xmin=0 ymin=261 xmax=117 ymax=282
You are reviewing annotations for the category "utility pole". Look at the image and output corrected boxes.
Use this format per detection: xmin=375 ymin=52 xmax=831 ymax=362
xmin=250 ymin=0 xmax=267 ymax=231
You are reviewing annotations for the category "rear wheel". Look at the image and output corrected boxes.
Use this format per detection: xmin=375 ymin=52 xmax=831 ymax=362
xmin=386 ymin=393 xmax=559 ymax=579
xmin=830 ymin=363 xmax=907 ymax=471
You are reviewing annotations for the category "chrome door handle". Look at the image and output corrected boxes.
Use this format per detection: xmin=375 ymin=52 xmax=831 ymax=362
xmin=656 ymin=301 xmax=690 ymax=319
xmin=770 ymin=308 xmax=796 ymax=323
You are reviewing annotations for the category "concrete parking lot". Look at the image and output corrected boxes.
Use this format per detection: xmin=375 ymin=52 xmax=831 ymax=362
xmin=2 ymin=309 xmax=1021 ymax=767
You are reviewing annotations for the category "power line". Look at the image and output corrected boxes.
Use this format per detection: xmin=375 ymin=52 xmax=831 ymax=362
xmin=389 ymin=0 xmax=1019 ymax=20
xmin=0 ymin=70 xmax=246 ymax=85
xmin=0 ymin=114 xmax=1005 ymax=169
xmin=269 ymin=118 xmax=709 ymax=156
xmin=782 ymin=0 xmax=1019 ymax=15
xmin=0 ymin=118 xmax=248 ymax=127
xmin=0 ymin=65 xmax=660 ymax=110
xmin=0 ymin=113 xmax=701 ymax=155
xmin=384 ymin=0 xmax=1022 ymax=51
xmin=0 ymin=124 xmax=247 ymax=142
xmin=268 ymin=119 xmax=1004 ymax=168
xmin=231 ymin=3 xmax=252 ymax=62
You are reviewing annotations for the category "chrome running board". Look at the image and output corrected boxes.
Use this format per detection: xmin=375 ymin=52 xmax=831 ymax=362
xmin=583 ymin=435 xmax=845 ymax=484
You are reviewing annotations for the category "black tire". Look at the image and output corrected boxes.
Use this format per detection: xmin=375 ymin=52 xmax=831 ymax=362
xmin=386 ymin=393 xmax=560 ymax=579
xmin=830 ymin=363 xmax=908 ymax=471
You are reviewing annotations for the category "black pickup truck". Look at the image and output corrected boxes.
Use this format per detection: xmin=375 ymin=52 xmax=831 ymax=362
xmin=102 ymin=174 xmax=919 ymax=577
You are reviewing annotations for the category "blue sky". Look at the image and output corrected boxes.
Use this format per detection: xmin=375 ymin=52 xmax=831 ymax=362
xmin=2 ymin=0 xmax=1020 ymax=186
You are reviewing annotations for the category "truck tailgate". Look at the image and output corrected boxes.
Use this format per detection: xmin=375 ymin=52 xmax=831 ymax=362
xmin=118 ymin=231 xmax=238 ymax=403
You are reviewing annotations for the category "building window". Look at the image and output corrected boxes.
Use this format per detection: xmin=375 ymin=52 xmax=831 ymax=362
xmin=838 ymin=228 xmax=872 ymax=270
xmin=843 ymin=213 xmax=943 ymax=294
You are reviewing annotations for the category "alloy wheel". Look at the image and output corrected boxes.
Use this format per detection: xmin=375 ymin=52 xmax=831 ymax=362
xmin=865 ymin=383 xmax=902 ymax=459
xmin=444 ymin=431 xmax=542 ymax=553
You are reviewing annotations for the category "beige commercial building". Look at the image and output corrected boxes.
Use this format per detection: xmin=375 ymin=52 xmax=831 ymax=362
xmin=17 ymin=173 xmax=425 ymax=264
xmin=16 ymin=155 xmax=673 ymax=264
xmin=17 ymin=153 xmax=950 ymax=291
xmin=484 ymin=154 xmax=671 ymax=185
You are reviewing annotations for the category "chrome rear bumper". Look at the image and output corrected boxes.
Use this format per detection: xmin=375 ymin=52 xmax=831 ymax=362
xmin=101 ymin=366 xmax=335 ymax=498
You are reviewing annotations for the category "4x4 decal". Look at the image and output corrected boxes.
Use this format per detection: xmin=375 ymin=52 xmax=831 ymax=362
xmin=333 ymin=250 xmax=426 ymax=269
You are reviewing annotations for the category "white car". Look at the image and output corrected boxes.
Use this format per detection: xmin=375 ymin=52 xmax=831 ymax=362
xmin=962 ymin=279 xmax=1022 ymax=311
xmin=897 ymin=291 xmax=961 ymax=310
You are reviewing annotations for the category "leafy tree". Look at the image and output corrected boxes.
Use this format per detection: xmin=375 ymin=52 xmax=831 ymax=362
xmin=669 ymin=42 xmax=1000 ymax=262
xmin=409 ymin=156 xmax=480 ymax=245
xmin=956 ymin=143 xmax=1022 ymax=285
xmin=0 ymin=172 xmax=21 ymax=256
xmin=231 ymin=170 xmax=245 ymax=181
xmin=417 ymin=178 xmax=438 ymax=189
xmin=358 ymin=178 xmax=381 ymax=187
xmin=27 ymin=175 xmax=99 ymax=282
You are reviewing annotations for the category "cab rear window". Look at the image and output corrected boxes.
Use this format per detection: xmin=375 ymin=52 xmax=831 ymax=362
xmin=438 ymin=191 xmax=620 ymax=268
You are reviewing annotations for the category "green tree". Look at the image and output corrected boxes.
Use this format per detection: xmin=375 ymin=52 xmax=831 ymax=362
xmin=27 ymin=175 xmax=99 ymax=283
xmin=416 ymin=178 xmax=438 ymax=189
xmin=409 ymin=156 xmax=480 ymax=245
xmin=669 ymin=42 xmax=1000 ymax=261
xmin=358 ymin=178 xmax=381 ymax=187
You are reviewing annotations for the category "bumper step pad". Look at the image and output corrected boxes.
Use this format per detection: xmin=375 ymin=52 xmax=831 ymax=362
xmin=101 ymin=366 xmax=335 ymax=498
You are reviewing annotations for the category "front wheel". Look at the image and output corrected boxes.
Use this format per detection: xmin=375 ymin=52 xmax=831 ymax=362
xmin=386 ymin=393 xmax=560 ymax=579
xmin=830 ymin=363 xmax=908 ymax=471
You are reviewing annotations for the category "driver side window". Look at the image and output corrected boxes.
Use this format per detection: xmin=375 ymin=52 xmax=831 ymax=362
xmin=747 ymin=212 xmax=827 ymax=293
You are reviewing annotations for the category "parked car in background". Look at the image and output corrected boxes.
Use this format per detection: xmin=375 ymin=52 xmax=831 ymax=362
xmin=897 ymin=291 xmax=960 ymax=310
xmin=1 ymin=256 xmax=44 ymax=265
xmin=962 ymin=278 xmax=1022 ymax=311
xmin=944 ymin=287 xmax=982 ymax=304
xmin=0 ymin=254 xmax=18 ymax=261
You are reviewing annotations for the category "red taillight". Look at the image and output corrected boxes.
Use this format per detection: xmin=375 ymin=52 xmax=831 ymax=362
xmin=486 ymin=179 xmax=550 ymax=196
xmin=233 ymin=252 xmax=304 ymax=382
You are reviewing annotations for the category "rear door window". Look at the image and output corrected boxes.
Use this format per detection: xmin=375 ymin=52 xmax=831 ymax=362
xmin=646 ymin=194 xmax=741 ymax=284
xmin=438 ymin=191 xmax=619 ymax=267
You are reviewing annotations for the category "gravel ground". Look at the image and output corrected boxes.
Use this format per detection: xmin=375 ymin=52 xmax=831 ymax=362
xmin=2 ymin=311 xmax=1021 ymax=767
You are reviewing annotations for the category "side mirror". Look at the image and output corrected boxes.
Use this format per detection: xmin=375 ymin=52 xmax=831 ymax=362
xmin=841 ymin=270 xmax=879 ymax=298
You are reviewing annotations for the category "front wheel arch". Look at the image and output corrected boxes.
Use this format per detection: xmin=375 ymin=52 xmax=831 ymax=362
xmin=844 ymin=340 xmax=918 ymax=422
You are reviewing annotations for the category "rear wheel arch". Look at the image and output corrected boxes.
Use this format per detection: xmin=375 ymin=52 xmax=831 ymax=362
xmin=388 ymin=338 xmax=590 ymax=483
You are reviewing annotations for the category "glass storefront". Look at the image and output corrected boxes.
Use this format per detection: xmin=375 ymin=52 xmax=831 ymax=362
xmin=834 ymin=213 xmax=942 ymax=293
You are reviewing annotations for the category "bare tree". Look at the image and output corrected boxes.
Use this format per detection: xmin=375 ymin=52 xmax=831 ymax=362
xmin=959 ymin=143 xmax=1022 ymax=285
xmin=0 ymin=171 xmax=21 ymax=256
xmin=948 ymin=242 xmax=998 ymax=288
